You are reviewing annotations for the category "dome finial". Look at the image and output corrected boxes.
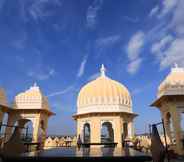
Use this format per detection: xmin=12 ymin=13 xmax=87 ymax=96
xmin=33 ymin=82 xmax=37 ymax=87
xmin=174 ymin=63 xmax=178 ymax=68
xmin=100 ymin=64 xmax=106 ymax=77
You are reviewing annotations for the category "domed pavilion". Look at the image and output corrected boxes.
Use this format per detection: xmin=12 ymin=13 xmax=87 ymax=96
xmin=5 ymin=83 xmax=54 ymax=147
xmin=73 ymin=65 xmax=137 ymax=147
xmin=151 ymin=64 xmax=184 ymax=155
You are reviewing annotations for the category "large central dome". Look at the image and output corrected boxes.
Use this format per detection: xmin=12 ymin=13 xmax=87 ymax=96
xmin=77 ymin=65 xmax=132 ymax=114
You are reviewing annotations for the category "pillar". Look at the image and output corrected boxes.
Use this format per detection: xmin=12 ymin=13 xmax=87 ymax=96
xmin=170 ymin=108 xmax=183 ymax=155
xmin=40 ymin=118 xmax=48 ymax=149
xmin=90 ymin=116 xmax=101 ymax=146
xmin=114 ymin=117 xmax=122 ymax=147
xmin=77 ymin=119 xmax=81 ymax=141
xmin=5 ymin=113 xmax=17 ymax=142
xmin=32 ymin=117 xmax=40 ymax=143
xmin=162 ymin=112 xmax=172 ymax=143
xmin=128 ymin=122 xmax=134 ymax=139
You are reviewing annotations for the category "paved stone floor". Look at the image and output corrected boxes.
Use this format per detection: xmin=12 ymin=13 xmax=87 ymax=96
xmin=165 ymin=156 xmax=184 ymax=162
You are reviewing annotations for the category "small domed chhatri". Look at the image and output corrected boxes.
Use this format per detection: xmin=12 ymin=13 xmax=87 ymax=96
xmin=77 ymin=64 xmax=132 ymax=114
xmin=151 ymin=64 xmax=184 ymax=155
xmin=73 ymin=65 xmax=137 ymax=148
xmin=158 ymin=63 xmax=184 ymax=98
xmin=13 ymin=82 xmax=50 ymax=110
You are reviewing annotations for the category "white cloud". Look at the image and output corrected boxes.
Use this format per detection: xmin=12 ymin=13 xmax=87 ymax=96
xmin=127 ymin=31 xmax=145 ymax=61
xmin=126 ymin=31 xmax=144 ymax=74
xmin=86 ymin=0 xmax=103 ymax=29
xmin=96 ymin=35 xmax=121 ymax=47
xmin=160 ymin=38 xmax=184 ymax=68
xmin=151 ymin=35 xmax=173 ymax=56
xmin=123 ymin=16 xmax=139 ymax=23
xmin=159 ymin=0 xmax=178 ymax=18
xmin=95 ymin=34 xmax=121 ymax=57
xmin=170 ymin=0 xmax=184 ymax=35
xmin=25 ymin=0 xmax=63 ymax=22
xmin=87 ymin=72 xmax=100 ymax=81
xmin=149 ymin=5 xmax=159 ymax=17
xmin=47 ymin=85 xmax=74 ymax=97
xmin=77 ymin=55 xmax=88 ymax=78
xmin=127 ymin=58 xmax=142 ymax=75
xmin=148 ymin=0 xmax=184 ymax=70
xmin=28 ymin=68 xmax=55 ymax=80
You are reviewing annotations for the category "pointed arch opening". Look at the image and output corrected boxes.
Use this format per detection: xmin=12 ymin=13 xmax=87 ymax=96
xmin=101 ymin=122 xmax=114 ymax=143
xmin=83 ymin=123 xmax=90 ymax=143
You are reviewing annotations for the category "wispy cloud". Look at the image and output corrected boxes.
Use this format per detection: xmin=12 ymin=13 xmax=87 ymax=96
xmin=158 ymin=0 xmax=178 ymax=18
xmin=127 ymin=58 xmax=142 ymax=75
xmin=123 ymin=16 xmax=139 ymax=23
xmin=86 ymin=0 xmax=103 ymax=29
xmin=77 ymin=55 xmax=88 ymax=78
xmin=87 ymin=72 xmax=100 ymax=81
xmin=159 ymin=38 xmax=184 ymax=68
xmin=148 ymin=0 xmax=184 ymax=69
xmin=95 ymin=34 xmax=121 ymax=57
xmin=151 ymin=35 xmax=174 ymax=59
xmin=96 ymin=35 xmax=121 ymax=47
xmin=169 ymin=0 xmax=184 ymax=35
xmin=20 ymin=0 xmax=63 ymax=22
xmin=126 ymin=31 xmax=145 ymax=74
xmin=47 ymin=85 xmax=75 ymax=97
xmin=27 ymin=67 xmax=55 ymax=81
xmin=131 ymin=82 xmax=155 ymax=96
xmin=149 ymin=5 xmax=159 ymax=18
xmin=127 ymin=31 xmax=145 ymax=60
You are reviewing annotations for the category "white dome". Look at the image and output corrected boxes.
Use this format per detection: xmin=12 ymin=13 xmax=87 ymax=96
xmin=158 ymin=64 xmax=184 ymax=98
xmin=77 ymin=65 xmax=132 ymax=114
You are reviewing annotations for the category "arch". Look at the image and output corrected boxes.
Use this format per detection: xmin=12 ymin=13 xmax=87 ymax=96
xmin=23 ymin=120 xmax=33 ymax=142
xmin=101 ymin=122 xmax=114 ymax=143
xmin=83 ymin=123 xmax=90 ymax=143
xmin=16 ymin=119 xmax=33 ymax=142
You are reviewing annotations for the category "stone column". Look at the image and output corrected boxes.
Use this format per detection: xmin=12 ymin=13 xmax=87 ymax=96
xmin=162 ymin=112 xmax=172 ymax=143
xmin=32 ymin=117 xmax=40 ymax=143
xmin=5 ymin=113 xmax=17 ymax=142
xmin=40 ymin=118 xmax=48 ymax=149
xmin=170 ymin=107 xmax=183 ymax=155
xmin=90 ymin=116 xmax=101 ymax=147
xmin=77 ymin=119 xmax=81 ymax=140
xmin=114 ymin=117 xmax=122 ymax=147
xmin=128 ymin=122 xmax=134 ymax=139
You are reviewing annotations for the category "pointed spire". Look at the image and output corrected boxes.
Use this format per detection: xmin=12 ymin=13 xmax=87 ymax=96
xmin=30 ymin=82 xmax=39 ymax=90
xmin=174 ymin=63 xmax=178 ymax=68
xmin=33 ymin=82 xmax=38 ymax=87
xmin=100 ymin=64 xmax=106 ymax=77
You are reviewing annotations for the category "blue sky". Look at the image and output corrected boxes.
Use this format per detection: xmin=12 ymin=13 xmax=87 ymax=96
xmin=0 ymin=0 xmax=184 ymax=135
